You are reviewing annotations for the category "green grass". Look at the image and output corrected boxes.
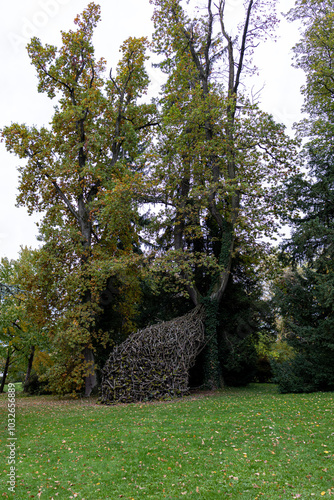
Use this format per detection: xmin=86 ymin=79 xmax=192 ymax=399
xmin=0 ymin=384 xmax=333 ymax=499
xmin=2 ymin=382 xmax=23 ymax=393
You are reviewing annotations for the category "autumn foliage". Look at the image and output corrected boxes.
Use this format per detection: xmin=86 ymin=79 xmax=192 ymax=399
xmin=2 ymin=0 xmax=329 ymax=399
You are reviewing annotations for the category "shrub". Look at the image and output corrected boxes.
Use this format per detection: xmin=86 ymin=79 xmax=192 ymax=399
xmin=24 ymin=372 xmax=51 ymax=395
xmin=271 ymin=353 xmax=334 ymax=393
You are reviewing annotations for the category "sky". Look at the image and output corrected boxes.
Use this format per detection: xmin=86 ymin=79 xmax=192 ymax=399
xmin=0 ymin=0 xmax=305 ymax=260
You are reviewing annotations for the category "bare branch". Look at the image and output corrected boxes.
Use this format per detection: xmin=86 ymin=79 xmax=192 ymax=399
xmin=234 ymin=0 xmax=254 ymax=94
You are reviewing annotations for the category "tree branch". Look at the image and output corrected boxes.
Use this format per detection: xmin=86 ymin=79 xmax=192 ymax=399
xmin=37 ymin=61 xmax=73 ymax=94
xmin=28 ymin=154 xmax=80 ymax=223
xmin=234 ymin=0 xmax=254 ymax=94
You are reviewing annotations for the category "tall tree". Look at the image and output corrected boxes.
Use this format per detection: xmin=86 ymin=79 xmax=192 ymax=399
xmin=0 ymin=249 xmax=54 ymax=392
xmin=13 ymin=247 xmax=54 ymax=392
xmin=0 ymin=263 xmax=20 ymax=393
xmin=273 ymin=0 xmax=334 ymax=392
xmin=146 ymin=0 xmax=297 ymax=387
xmin=0 ymin=258 xmax=31 ymax=392
xmin=1 ymin=3 xmax=156 ymax=395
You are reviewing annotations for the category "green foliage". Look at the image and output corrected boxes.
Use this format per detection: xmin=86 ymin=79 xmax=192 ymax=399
xmin=23 ymin=371 xmax=51 ymax=396
xmin=201 ymin=297 xmax=221 ymax=389
xmin=0 ymin=1 xmax=311 ymax=397
xmin=145 ymin=0 xmax=298 ymax=390
xmin=147 ymin=0 xmax=298 ymax=305
xmin=269 ymin=340 xmax=296 ymax=363
xmin=0 ymin=251 xmax=52 ymax=389
xmin=273 ymin=0 xmax=334 ymax=394
xmin=136 ymin=277 xmax=193 ymax=328
xmin=1 ymin=4 xmax=156 ymax=394
xmin=254 ymin=333 xmax=278 ymax=383
xmin=273 ymin=268 xmax=334 ymax=393
xmin=217 ymin=261 xmax=276 ymax=387
xmin=2 ymin=359 xmax=25 ymax=384
xmin=271 ymin=354 xmax=326 ymax=394
xmin=288 ymin=0 xmax=334 ymax=124
xmin=219 ymin=334 xmax=258 ymax=387
xmin=188 ymin=258 xmax=277 ymax=388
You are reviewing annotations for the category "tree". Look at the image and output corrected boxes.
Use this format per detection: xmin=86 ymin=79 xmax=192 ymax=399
xmin=12 ymin=247 xmax=55 ymax=392
xmin=0 ymin=250 xmax=53 ymax=393
xmin=145 ymin=0 xmax=297 ymax=387
xmin=288 ymin=0 xmax=334 ymax=129
xmin=217 ymin=257 xmax=276 ymax=386
xmin=1 ymin=3 xmax=156 ymax=395
xmin=0 ymin=258 xmax=30 ymax=392
xmin=273 ymin=0 xmax=334 ymax=392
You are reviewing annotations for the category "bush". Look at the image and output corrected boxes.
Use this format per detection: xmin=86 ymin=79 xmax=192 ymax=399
xmin=24 ymin=372 xmax=51 ymax=395
xmin=254 ymin=355 xmax=273 ymax=383
xmin=271 ymin=353 xmax=334 ymax=393
xmin=7 ymin=371 xmax=25 ymax=384
xmin=219 ymin=334 xmax=258 ymax=387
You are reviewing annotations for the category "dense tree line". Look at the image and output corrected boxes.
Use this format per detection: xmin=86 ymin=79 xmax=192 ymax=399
xmin=1 ymin=0 xmax=333 ymax=396
xmin=272 ymin=0 xmax=334 ymax=393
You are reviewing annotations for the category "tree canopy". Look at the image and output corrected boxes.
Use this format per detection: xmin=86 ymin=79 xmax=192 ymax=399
xmin=2 ymin=0 xmax=331 ymax=397
xmin=1 ymin=3 xmax=156 ymax=395
xmin=142 ymin=0 xmax=298 ymax=387
xmin=273 ymin=0 xmax=334 ymax=393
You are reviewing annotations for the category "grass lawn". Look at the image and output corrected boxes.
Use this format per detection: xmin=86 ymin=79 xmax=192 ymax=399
xmin=0 ymin=384 xmax=333 ymax=499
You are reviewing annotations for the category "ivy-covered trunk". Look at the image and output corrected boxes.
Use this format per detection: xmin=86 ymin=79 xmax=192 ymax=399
xmin=201 ymin=223 xmax=235 ymax=389
xmin=201 ymin=297 xmax=222 ymax=389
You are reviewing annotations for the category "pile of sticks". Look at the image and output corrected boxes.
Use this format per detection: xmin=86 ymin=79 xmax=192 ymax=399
xmin=100 ymin=306 xmax=205 ymax=404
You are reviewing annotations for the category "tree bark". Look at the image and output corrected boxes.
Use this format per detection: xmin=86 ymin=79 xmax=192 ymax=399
xmin=0 ymin=348 xmax=11 ymax=393
xmin=23 ymin=345 xmax=35 ymax=392
xmin=84 ymin=346 xmax=97 ymax=397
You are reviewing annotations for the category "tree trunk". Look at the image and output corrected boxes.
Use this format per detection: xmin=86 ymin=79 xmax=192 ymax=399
xmin=23 ymin=345 xmax=35 ymax=392
xmin=201 ymin=298 xmax=223 ymax=389
xmin=0 ymin=348 xmax=11 ymax=393
xmin=84 ymin=346 xmax=97 ymax=397
xmin=78 ymin=200 xmax=98 ymax=397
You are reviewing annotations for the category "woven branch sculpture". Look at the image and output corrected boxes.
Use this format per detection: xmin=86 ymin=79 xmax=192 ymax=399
xmin=99 ymin=306 xmax=205 ymax=404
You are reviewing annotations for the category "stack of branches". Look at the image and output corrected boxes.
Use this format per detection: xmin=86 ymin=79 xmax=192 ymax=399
xmin=99 ymin=305 xmax=205 ymax=404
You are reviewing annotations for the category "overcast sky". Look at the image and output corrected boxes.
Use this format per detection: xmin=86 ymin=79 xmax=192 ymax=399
xmin=0 ymin=0 xmax=304 ymax=260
